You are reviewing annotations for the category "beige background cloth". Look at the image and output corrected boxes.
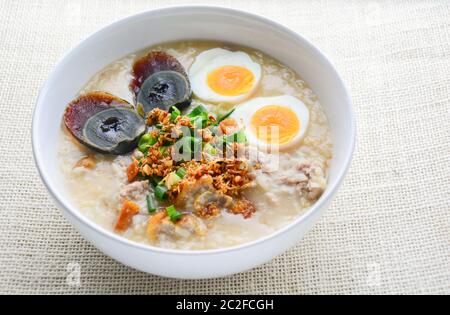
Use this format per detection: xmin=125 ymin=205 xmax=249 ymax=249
xmin=0 ymin=0 xmax=449 ymax=295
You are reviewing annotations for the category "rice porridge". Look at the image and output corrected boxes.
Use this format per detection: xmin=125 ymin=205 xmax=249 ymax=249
xmin=59 ymin=41 xmax=332 ymax=250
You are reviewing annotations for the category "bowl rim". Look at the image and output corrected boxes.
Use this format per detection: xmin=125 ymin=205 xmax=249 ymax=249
xmin=32 ymin=5 xmax=356 ymax=256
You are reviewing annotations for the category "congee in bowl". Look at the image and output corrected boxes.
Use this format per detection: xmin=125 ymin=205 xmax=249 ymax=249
xmin=59 ymin=40 xmax=332 ymax=250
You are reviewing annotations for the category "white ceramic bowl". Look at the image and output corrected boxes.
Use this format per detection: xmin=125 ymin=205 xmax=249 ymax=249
xmin=32 ymin=6 xmax=355 ymax=279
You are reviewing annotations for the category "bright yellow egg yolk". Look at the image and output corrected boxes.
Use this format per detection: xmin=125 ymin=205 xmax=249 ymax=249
xmin=207 ymin=65 xmax=255 ymax=96
xmin=250 ymin=105 xmax=300 ymax=145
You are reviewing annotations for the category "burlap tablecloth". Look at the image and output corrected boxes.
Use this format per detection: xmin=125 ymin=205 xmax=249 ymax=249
xmin=0 ymin=0 xmax=448 ymax=295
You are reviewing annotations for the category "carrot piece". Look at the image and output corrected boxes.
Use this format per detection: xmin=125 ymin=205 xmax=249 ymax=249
xmin=126 ymin=159 xmax=139 ymax=182
xmin=219 ymin=118 xmax=239 ymax=135
xmin=115 ymin=199 xmax=140 ymax=232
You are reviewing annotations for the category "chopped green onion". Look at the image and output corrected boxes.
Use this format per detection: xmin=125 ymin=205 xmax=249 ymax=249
xmin=234 ymin=130 xmax=247 ymax=143
xmin=155 ymin=184 xmax=168 ymax=201
xmin=139 ymin=134 xmax=149 ymax=144
xmin=138 ymin=144 xmax=149 ymax=153
xmin=175 ymin=167 xmax=187 ymax=179
xmin=146 ymin=194 xmax=157 ymax=213
xmin=138 ymin=133 xmax=157 ymax=153
xmin=155 ymin=123 xmax=163 ymax=129
xmin=170 ymin=106 xmax=181 ymax=122
xmin=192 ymin=114 xmax=209 ymax=129
xmin=187 ymin=105 xmax=208 ymax=118
xmin=203 ymin=143 xmax=218 ymax=155
xmin=166 ymin=205 xmax=182 ymax=222
xmin=143 ymin=133 xmax=157 ymax=145
xmin=150 ymin=176 xmax=163 ymax=186
xmin=217 ymin=108 xmax=236 ymax=123
xmin=187 ymin=105 xmax=210 ymax=128
xmin=161 ymin=139 xmax=174 ymax=146
xmin=164 ymin=172 xmax=182 ymax=189
xmin=216 ymin=129 xmax=247 ymax=146
xmin=227 ymin=130 xmax=247 ymax=143
xmin=159 ymin=146 xmax=169 ymax=155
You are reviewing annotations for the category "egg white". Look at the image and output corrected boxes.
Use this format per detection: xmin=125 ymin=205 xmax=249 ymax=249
xmin=189 ymin=48 xmax=261 ymax=104
xmin=231 ymin=95 xmax=310 ymax=150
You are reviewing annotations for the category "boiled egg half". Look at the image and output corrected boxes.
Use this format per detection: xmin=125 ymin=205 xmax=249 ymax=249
xmin=189 ymin=48 xmax=261 ymax=104
xmin=231 ymin=95 xmax=310 ymax=150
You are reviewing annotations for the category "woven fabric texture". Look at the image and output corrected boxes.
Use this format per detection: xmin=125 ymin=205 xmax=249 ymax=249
xmin=0 ymin=0 xmax=449 ymax=295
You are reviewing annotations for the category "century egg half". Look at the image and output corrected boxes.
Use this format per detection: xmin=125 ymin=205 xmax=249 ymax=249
xmin=64 ymin=91 xmax=145 ymax=155
xmin=130 ymin=51 xmax=192 ymax=113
